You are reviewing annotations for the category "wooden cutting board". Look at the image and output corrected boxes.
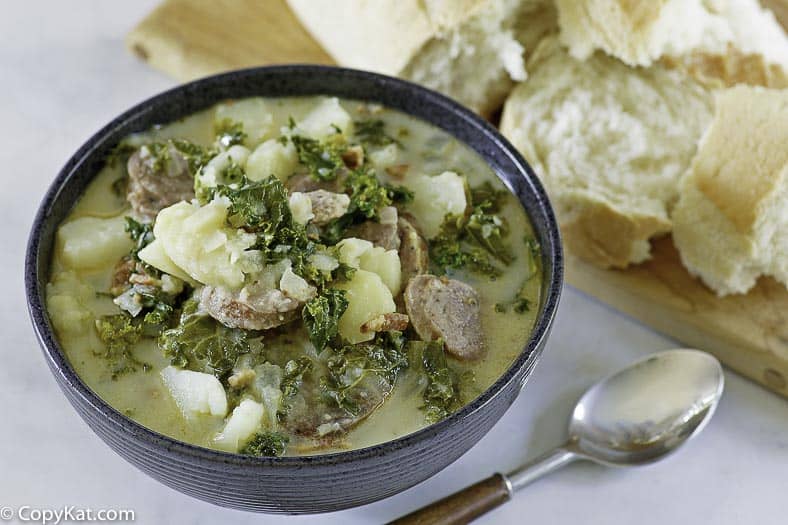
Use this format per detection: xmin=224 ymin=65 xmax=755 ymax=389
xmin=127 ymin=0 xmax=788 ymax=397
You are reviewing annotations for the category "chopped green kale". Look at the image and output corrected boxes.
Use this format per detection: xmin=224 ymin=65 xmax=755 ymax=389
xmin=281 ymin=356 xmax=313 ymax=399
xmin=410 ymin=340 xmax=464 ymax=424
xmin=354 ymin=119 xmax=402 ymax=148
xmin=302 ymin=289 xmax=349 ymax=353
xmin=428 ymin=182 xmax=513 ymax=277
xmin=94 ymin=314 xmax=150 ymax=379
xmin=219 ymin=175 xmax=291 ymax=233
xmin=124 ymin=217 xmax=155 ymax=259
xmin=430 ymin=215 xmax=502 ymax=277
xmin=320 ymin=168 xmax=413 ymax=244
xmin=169 ymin=139 xmax=215 ymax=174
xmin=239 ymin=432 xmax=289 ymax=457
xmin=321 ymin=331 xmax=408 ymax=415
xmin=214 ymin=119 xmax=247 ymax=148
xmin=158 ymin=300 xmax=250 ymax=379
xmin=290 ymin=135 xmax=346 ymax=181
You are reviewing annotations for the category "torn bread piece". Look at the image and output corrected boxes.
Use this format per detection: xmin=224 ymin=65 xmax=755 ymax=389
xmin=672 ymin=85 xmax=788 ymax=296
xmin=500 ymin=39 xmax=713 ymax=268
xmin=286 ymin=0 xmax=556 ymax=115
xmin=555 ymin=0 xmax=788 ymax=75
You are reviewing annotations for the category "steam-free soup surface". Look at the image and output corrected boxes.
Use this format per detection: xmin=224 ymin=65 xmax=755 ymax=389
xmin=47 ymin=96 xmax=541 ymax=456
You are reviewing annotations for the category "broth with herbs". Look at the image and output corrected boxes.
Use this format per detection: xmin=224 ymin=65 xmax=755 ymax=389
xmin=46 ymin=96 xmax=541 ymax=456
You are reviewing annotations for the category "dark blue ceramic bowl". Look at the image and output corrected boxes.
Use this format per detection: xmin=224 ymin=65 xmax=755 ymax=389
xmin=25 ymin=66 xmax=562 ymax=514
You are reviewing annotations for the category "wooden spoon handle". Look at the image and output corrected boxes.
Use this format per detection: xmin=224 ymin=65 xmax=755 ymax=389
xmin=389 ymin=473 xmax=511 ymax=525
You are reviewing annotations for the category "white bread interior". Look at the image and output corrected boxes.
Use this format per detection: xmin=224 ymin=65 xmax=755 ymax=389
xmin=500 ymin=38 xmax=713 ymax=268
xmin=671 ymin=85 xmax=788 ymax=296
xmin=286 ymin=0 xmax=556 ymax=115
xmin=555 ymin=0 xmax=788 ymax=73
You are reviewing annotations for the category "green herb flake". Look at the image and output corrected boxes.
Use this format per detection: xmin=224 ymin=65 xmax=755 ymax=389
xmin=215 ymin=119 xmax=247 ymax=148
xmin=94 ymin=314 xmax=150 ymax=379
xmin=240 ymin=432 xmax=289 ymax=457
xmin=354 ymin=119 xmax=402 ymax=148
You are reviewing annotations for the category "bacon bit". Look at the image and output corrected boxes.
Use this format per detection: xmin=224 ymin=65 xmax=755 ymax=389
xmin=341 ymin=145 xmax=365 ymax=169
xmin=361 ymin=312 xmax=410 ymax=333
xmin=385 ymin=164 xmax=409 ymax=179
xmin=228 ymin=368 xmax=256 ymax=389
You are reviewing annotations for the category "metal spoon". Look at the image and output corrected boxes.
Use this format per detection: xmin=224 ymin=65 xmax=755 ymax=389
xmin=390 ymin=349 xmax=725 ymax=525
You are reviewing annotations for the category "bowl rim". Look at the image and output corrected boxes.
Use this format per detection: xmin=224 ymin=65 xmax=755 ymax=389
xmin=25 ymin=64 xmax=563 ymax=468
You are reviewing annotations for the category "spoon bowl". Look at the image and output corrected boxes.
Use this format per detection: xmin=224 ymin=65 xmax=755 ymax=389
xmin=392 ymin=349 xmax=725 ymax=524
xmin=569 ymin=349 xmax=724 ymax=466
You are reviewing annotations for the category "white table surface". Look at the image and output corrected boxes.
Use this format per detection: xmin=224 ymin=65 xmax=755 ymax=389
xmin=2 ymin=2 xmax=787 ymax=524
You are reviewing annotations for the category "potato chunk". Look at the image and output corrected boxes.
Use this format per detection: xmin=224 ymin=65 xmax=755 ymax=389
xmin=213 ymin=398 xmax=265 ymax=452
xmin=359 ymin=247 xmax=402 ymax=296
xmin=407 ymin=171 xmax=468 ymax=238
xmin=288 ymin=192 xmax=314 ymax=225
xmin=246 ymin=139 xmax=298 ymax=182
xmin=137 ymin=239 xmax=195 ymax=284
xmin=152 ymin=199 xmax=257 ymax=289
xmin=214 ymin=97 xmax=274 ymax=146
xmin=195 ymin=145 xmax=250 ymax=190
xmin=298 ymin=97 xmax=354 ymax=139
xmin=161 ymin=366 xmax=228 ymax=418
xmin=46 ymin=271 xmax=95 ymax=336
xmin=334 ymin=269 xmax=396 ymax=344
xmin=336 ymin=238 xmax=402 ymax=295
xmin=57 ymin=215 xmax=133 ymax=270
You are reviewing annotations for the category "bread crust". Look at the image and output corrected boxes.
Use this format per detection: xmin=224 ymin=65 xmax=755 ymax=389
xmin=671 ymin=85 xmax=788 ymax=295
xmin=695 ymin=86 xmax=787 ymax=233
xmin=560 ymin=195 xmax=671 ymax=269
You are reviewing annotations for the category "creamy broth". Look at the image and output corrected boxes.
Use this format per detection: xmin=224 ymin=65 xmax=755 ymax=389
xmin=46 ymin=97 xmax=541 ymax=455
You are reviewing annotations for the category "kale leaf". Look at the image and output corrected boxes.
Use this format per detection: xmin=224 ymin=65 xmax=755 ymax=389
xmin=354 ymin=119 xmax=402 ymax=148
xmin=214 ymin=119 xmax=247 ymax=148
xmin=124 ymin=217 xmax=155 ymax=259
xmin=320 ymin=168 xmax=413 ymax=244
xmin=218 ymin=175 xmax=292 ymax=234
xmin=281 ymin=356 xmax=313 ymax=399
xmin=321 ymin=331 xmax=408 ymax=416
xmin=428 ymin=182 xmax=513 ymax=277
xmin=158 ymin=300 xmax=250 ymax=379
xmin=409 ymin=339 xmax=464 ymax=424
xmin=94 ymin=314 xmax=151 ymax=379
xmin=239 ymin=431 xmax=289 ymax=457
xmin=302 ymin=289 xmax=349 ymax=353
xmin=290 ymin=135 xmax=346 ymax=181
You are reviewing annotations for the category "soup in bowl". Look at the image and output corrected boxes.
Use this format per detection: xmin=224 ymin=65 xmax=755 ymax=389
xmin=26 ymin=66 xmax=562 ymax=513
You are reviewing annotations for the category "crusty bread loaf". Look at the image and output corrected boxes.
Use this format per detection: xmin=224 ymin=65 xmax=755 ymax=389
xmin=500 ymin=38 xmax=713 ymax=268
xmin=555 ymin=0 xmax=788 ymax=75
xmin=672 ymin=86 xmax=788 ymax=296
xmin=286 ymin=0 xmax=556 ymax=116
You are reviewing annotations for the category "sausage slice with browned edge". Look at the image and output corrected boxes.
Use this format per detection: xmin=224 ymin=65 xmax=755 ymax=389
xmin=403 ymin=274 xmax=485 ymax=360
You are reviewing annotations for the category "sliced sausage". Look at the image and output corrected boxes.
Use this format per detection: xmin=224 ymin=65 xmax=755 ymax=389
xmin=397 ymin=214 xmax=429 ymax=283
xmin=282 ymin=371 xmax=391 ymax=438
xmin=286 ymin=172 xmax=346 ymax=193
xmin=198 ymin=285 xmax=301 ymax=330
xmin=126 ymin=145 xmax=195 ymax=221
xmin=304 ymin=190 xmax=350 ymax=225
xmin=347 ymin=206 xmax=400 ymax=250
xmin=404 ymin=275 xmax=485 ymax=360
